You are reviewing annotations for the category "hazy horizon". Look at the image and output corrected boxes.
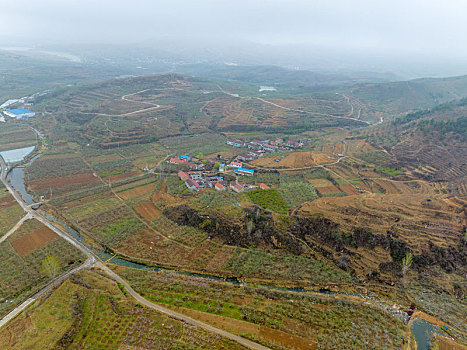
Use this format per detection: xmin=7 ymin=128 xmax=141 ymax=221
xmin=2 ymin=0 xmax=467 ymax=78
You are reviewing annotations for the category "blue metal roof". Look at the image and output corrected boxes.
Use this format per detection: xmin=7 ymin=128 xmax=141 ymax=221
xmin=6 ymin=108 xmax=34 ymax=115
xmin=180 ymin=155 xmax=191 ymax=159
xmin=236 ymin=168 xmax=254 ymax=173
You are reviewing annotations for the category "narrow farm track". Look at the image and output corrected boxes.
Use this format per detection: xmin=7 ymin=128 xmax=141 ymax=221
xmin=216 ymin=83 xmax=373 ymax=125
xmin=0 ymin=212 xmax=31 ymax=243
xmin=0 ymin=156 xmax=271 ymax=350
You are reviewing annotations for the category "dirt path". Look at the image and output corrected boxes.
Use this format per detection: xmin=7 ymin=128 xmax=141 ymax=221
xmin=97 ymin=261 xmax=270 ymax=350
xmin=0 ymin=212 xmax=31 ymax=243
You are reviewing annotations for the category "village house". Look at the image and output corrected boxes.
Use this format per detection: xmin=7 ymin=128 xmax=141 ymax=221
xmin=237 ymin=153 xmax=255 ymax=162
xmin=227 ymin=161 xmax=243 ymax=169
xmin=178 ymin=170 xmax=190 ymax=181
xmin=248 ymin=150 xmax=263 ymax=158
xmin=185 ymin=179 xmax=201 ymax=191
xmin=263 ymin=144 xmax=278 ymax=152
xmin=230 ymin=181 xmax=245 ymax=193
xmin=286 ymin=140 xmax=301 ymax=148
xmin=226 ymin=139 xmax=245 ymax=147
xmin=188 ymin=172 xmax=203 ymax=180
xmin=215 ymin=182 xmax=226 ymax=191
xmin=250 ymin=140 xmax=264 ymax=146
xmin=235 ymin=167 xmax=254 ymax=176
xmin=259 ymin=183 xmax=270 ymax=190
xmin=246 ymin=142 xmax=261 ymax=150
xmin=169 ymin=157 xmax=186 ymax=165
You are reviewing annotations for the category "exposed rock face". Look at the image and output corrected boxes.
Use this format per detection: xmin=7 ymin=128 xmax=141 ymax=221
xmin=163 ymin=204 xmax=303 ymax=253
xmin=163 ymin=204 xmax=466 ymax=280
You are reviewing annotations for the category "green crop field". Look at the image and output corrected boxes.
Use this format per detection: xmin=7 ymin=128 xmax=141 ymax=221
xmin=247 ymin=189 xmax=288 ymax=214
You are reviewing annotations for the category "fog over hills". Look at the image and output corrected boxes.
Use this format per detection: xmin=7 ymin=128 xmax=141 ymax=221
xmin=2 ymin=0 xmax=467 ymax=79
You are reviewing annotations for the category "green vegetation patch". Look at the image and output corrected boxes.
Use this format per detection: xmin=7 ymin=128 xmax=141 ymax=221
xmin=278 ymin=181 xmax=318 ymax=207
xmin=379 ymin=167 xmax=403 ymax=177
xmin=247 ymin=189 xmax=288 ymax=214
xmin=98 ymin=216 xmax=143 ymax=245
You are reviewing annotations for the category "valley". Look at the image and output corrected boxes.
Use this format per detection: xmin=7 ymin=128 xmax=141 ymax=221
xmin=0 ymin=72 xmax=465 ymax=349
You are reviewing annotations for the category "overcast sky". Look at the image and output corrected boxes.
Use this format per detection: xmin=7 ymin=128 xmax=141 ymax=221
xmin=1 ymin=0 xmax=467 ymax=59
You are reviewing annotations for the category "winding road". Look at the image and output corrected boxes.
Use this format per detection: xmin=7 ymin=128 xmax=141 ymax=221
xmin=0 ymin=155 xmax=270 ymax=350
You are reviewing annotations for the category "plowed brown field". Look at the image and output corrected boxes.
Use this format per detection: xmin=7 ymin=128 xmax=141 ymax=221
xmin=29 ymin=173 xmax=99 ymax=191
xmin=118 ymin=183 xmax=155 ymax=200
xmin=11 ymin=226 xmax=58 ymax=257
xmin=135 ymin=201 xmax=161 ymax=221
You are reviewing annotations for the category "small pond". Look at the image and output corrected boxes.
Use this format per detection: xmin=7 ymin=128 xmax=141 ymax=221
xmin=412 ymin=318 xmax=439 ymax=350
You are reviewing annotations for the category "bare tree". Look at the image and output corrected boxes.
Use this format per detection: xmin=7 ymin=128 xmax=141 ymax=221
xmin=42 ymin=256 xmax=60 ymax=279
xmin=402 ymin=252 xmax=413 ymax=287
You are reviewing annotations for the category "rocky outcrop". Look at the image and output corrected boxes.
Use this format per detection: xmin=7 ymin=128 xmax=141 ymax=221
xmin=163 ymin=204 xmax=466 ymax=280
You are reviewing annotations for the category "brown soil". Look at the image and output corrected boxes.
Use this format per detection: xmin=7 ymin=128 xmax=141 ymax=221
xmin=134 ymin=201 xmax=161 ymax=222
xmin=0 ymin=314 xmax=32 ymax=348
xmin=118 ymin=183 xmax=155 ymax=200
xmin=105 ymin=170 xmax=142 ymax=183
xmin=340 ymin=185 xmax=362 ymax=195
xmin=316 ymin=185 xmax=341 ymax=194
xmin=259 ymin=326 xmax=316 ymax=350
xmin=307 ymin=178 xmax=334 ymax=187
xmin=434 ymin=335 xmax=467 ymax=350
xmin=0 ymin=196 xmax=16 ymax=209
xmin=251 ymin=152 xmax=335 ymax=169
xmin=300 ymin=192 xmax=463 ymax=254
xmin=11 ymin=226 xmax=58 ymax=257
xmin=29 ymin=173 xmax=99 ymax=191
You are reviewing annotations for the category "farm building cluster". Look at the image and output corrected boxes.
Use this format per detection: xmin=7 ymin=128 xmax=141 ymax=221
xmin=226 ymin=138 xmax=303 ymax=153
xmin=178 ymin=170 xmax=269 ymax=193
xmin=168 ymin=154 xmax=260 ymax=192
xmin=165 ymin=137 xmax=307 ymax=193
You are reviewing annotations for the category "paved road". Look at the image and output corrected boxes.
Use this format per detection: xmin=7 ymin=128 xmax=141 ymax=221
xmin=0 ymin=155 xmax=270 ymax=350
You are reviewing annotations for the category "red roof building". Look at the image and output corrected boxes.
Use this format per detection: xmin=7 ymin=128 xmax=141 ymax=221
xmin=185 ymin=179 xmax=200 ymax=190
xmin=230 ymin=182 xmax=245 ymax=193
xmin=227 ymin=161 xmax=243 ymax=168
xmin=259 ymin=183 xmax=270 ymax=190
xmin=178 ymin=170 xmax=190 ymax=181
xmin=215 ymin=182 xmax=226 ymax=191
xmin=170 ymin=157 xmax=186 ymax=164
